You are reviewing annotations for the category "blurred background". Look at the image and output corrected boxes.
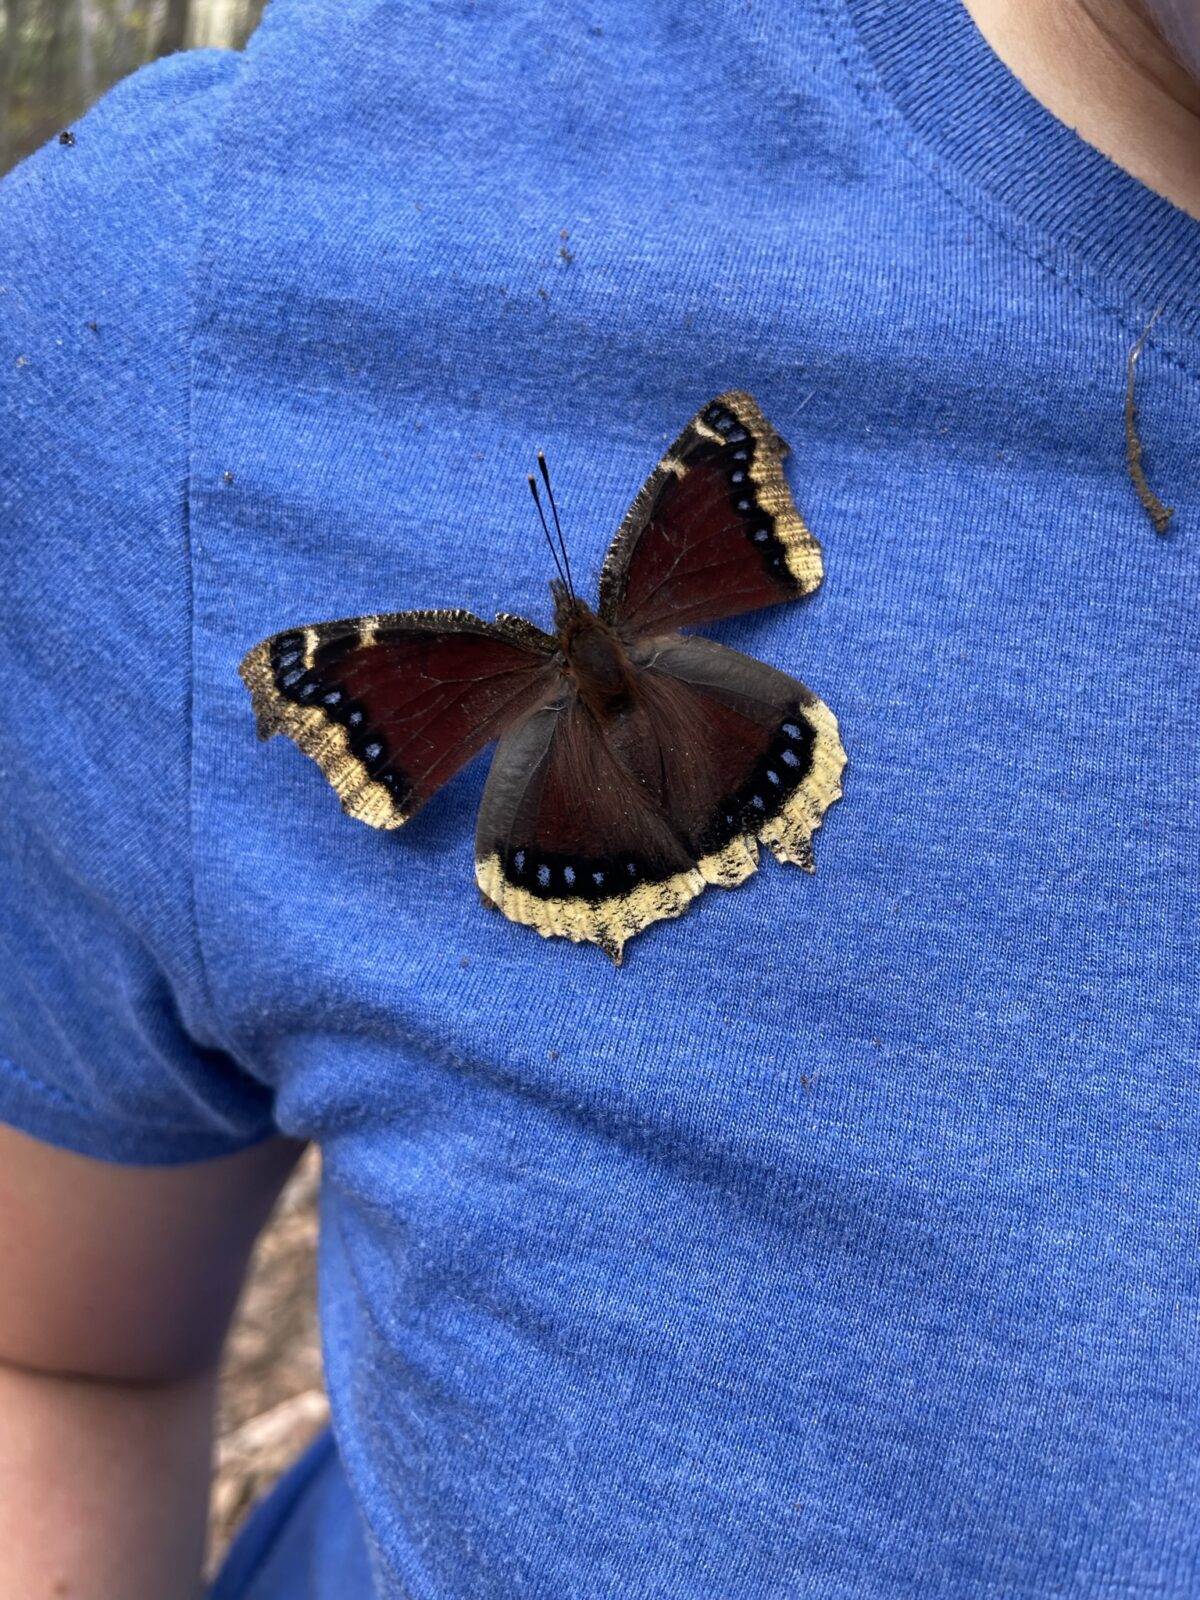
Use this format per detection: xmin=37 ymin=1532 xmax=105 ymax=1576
xmin=0 ymin=0 xmax=267 ymax=173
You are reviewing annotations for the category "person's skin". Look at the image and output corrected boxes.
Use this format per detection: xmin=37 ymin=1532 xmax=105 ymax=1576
xmin=0 ymin=1126 xmax=305 ymax=1599
xmin=0 ymin=6 xmax=1197 ymax=1599
xmin=962 ymin=0 xmax=1200 ymax=217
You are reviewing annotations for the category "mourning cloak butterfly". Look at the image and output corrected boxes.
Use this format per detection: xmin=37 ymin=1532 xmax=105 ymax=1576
xmin=240 ymin=391 xmax=847 ymax=963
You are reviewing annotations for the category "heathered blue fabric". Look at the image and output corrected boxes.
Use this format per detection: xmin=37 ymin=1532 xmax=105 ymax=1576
xmin=0 ymin=47 xmax=277 ymax=1161
xmin=2 ymin=1 xmax=1199 ymax=1595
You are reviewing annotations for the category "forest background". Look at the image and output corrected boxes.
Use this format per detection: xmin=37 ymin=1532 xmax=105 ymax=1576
xmin=1 ymin=0 xmax=265 ymax=171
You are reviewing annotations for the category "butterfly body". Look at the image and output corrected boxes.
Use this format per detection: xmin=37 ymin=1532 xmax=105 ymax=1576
xmin=241 ymin=391 xmax=847 ymax=963
xmin=553 ymin=586 xmax=639 ymax=718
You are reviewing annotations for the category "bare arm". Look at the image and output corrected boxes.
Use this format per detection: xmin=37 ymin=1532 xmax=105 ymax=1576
xmin=0 ymin=1124 xmax=306 ymax=1600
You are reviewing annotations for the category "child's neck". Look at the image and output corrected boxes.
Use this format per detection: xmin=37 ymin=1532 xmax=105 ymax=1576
xmin=960 ymin=0 xmax=1200 ymax=219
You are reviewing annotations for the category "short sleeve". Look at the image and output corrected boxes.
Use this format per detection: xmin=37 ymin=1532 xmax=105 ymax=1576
xmin=0 ymin=49 xmax=277 ymax=1164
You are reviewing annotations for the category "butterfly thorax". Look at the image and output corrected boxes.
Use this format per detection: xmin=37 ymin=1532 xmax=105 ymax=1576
xmin=552 ymin=584 xmax=636 ymax=717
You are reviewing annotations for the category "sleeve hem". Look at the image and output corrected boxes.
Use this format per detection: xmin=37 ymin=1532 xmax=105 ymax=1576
xmin=0 ymin=1052 xmax=279 ymax=1167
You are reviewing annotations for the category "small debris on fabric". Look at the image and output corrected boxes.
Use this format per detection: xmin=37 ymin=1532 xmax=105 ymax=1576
xmin=1125 ymin=310 xmax=1175 ymax=536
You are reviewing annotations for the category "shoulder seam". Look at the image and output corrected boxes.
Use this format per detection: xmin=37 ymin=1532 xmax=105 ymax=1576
xmin=182 ymin=49 xmax=254 ymax=1069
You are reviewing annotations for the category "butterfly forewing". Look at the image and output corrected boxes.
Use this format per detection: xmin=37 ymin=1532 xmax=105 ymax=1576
xmin=239 ymin=609 xmax=558 ymax=829
xmin=598 ymin=390 xmax=824 ymax=635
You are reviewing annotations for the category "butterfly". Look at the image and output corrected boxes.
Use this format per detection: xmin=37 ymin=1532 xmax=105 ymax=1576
xmin=239 ymin=391 xmax=847 ymax=964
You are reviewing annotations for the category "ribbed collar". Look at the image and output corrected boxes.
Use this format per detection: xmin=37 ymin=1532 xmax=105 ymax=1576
xmin=837 ymin=0 xmax=1200 ymax=350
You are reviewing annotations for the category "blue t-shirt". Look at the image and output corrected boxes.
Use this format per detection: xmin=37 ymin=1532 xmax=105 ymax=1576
xmin=2 ymin=2 xmax=1198 ymax=1595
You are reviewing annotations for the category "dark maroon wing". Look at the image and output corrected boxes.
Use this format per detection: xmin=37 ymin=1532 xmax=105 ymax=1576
xmin=635 ymin=633 xmax=846 ymax=871
xmin=474 ymin=634 xmax=845 ymax=963
xmin=597 ymin=390 xmax=824 ymax=635
xmin=239 ymin=609 xmax=559 ymax=829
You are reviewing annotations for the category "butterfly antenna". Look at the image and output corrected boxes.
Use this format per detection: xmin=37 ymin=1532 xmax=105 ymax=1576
xmin=528 ymin=472 xmax=570 ymax=593
xmin=537 ymin=451 xmax=576 ymax=600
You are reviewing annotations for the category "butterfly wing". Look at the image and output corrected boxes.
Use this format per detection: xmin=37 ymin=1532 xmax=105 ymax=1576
xmin=474 ymin=634 xmax=844 ymax=963
xmin=597 ymin=390 xmax=824 ymax=635
xmin=240 ymin=609 xmax=559 ymax=829
xmin=638 ymin=633 xmax=846 ymax=871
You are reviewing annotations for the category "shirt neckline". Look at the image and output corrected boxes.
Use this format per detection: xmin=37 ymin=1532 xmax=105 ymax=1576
xmin=834 ymin=0 xmax=1200 ymax=352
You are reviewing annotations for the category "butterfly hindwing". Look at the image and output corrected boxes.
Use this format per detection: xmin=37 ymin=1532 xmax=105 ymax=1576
xmin=239 ymin=609 xmax=558 ymax=829
xmin=638 ymin=634 xmax=846 ymax=872
xmin=474 ymin=694 xmax=706 ymax=963
xmin=597 ymin=390 xmax=824 ymax=634
xmin=474 ymin=634 xmax=844 ymax=963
